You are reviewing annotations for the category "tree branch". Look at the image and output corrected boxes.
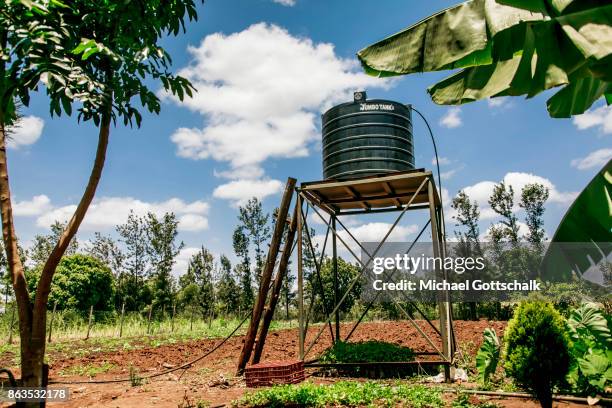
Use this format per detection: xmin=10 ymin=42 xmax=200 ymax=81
xmin=33 ymin=106 xmax=111 ymax=334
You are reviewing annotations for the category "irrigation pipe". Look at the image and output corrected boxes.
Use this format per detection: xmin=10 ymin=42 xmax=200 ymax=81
xmin=50 ymin=314 xmax=250 ymax=385
xmin=442 ymin=388 xmax=612 ymax=405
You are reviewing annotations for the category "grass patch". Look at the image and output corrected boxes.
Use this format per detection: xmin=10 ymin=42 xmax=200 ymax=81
xmin=320 ymin=341 xmax=415 ymax=363
xmin=234 ymin=381 xmax=444 ymax=408
xmin=451 ymin=392 xmax=500 ymax=408
xmin=0 ymin=317 xmax=298 ymax=366
xmin=59 ymin=361 xmax=115 ymax=377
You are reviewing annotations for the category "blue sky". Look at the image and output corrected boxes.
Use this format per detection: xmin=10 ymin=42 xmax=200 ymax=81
xmin=7 ymin=0 xmax=612 ymax=274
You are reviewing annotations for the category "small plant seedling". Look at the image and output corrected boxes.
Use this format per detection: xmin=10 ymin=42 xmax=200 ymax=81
xmin=129 ymin=364 xmax=143 ymax=387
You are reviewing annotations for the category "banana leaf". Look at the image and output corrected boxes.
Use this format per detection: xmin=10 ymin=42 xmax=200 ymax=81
xmin=540 ymin=159 xmax=612 ymax=282
xmin=357 ymin=0 xmax=612 ymax=117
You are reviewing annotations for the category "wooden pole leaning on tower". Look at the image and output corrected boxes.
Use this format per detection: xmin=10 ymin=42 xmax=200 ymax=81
xmin=251 ymin=204 xmax=298 ymax=364
xmin=236 ymin=177 xmax=297 ymax=375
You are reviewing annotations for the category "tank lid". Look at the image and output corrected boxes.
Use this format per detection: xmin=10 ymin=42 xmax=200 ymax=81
xmin=353 ymin=91 xmax=367 ymax=102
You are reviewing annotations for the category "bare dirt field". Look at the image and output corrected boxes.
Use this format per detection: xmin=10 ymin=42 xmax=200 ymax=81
xmin=0 ymin=320 xmax=588 ymax=407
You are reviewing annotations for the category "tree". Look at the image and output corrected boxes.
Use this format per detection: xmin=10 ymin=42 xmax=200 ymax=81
xmin=178 ymin=247 xmax=215 ymax=317
xmin=85 ymin=232 xmax=124 ymax=275
xmin=358 ymin=0 xmax=612 ymax=117
xmin=0 ymin=0 xmax=199 ymax=389
xmin=520 ymin=183 xmax=550 ymax=248
xmin=452 ymin=190 xmax=482 ymax=255
xmin=216 ymin=255 xmax=240 ymax=315
xmin=308 ymin=257 xmax=361 ymax=320
xmin=451 ymin=190 xmax=482 ymax=320
xmin=30 ymin=221 xmax=79 ymax=266
xmin=116 ymin=212 xmax=150 ymax=310
xmin=238 ymin=198 xmax=271 ymax=282
xmin=145 ymin=212 xmax=184 ymax=312
xmin=520 ymin=183 xmax=550 ymax=274
xmin=488 ymin=182 xmax=520 ymax=244
xmin=233 ymin=226 xmax=253 ymax=310
xmin=26 ymin=254 xmax=115 ymax=311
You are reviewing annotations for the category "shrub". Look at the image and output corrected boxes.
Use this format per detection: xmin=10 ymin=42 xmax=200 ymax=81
xmin=27 ymin=254 xmax=115 ymax=311
xmin=503 ymin=302 xmax=571 ymax=408
xmin=320 ymin=340 xmax=415 ymax=363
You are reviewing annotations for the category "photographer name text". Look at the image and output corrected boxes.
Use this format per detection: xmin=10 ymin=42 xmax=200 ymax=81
xmin=372 ymin=279 xmax=541 ymax=292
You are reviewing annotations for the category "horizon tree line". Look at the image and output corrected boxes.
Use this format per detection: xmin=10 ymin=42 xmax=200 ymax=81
xmin=0 ymin=181 xmax=554 ymax=322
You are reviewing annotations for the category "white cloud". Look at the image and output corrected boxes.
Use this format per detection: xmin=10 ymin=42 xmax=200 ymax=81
xmin=432 ymin=156 xmax=451 ymax=166
xmin=7 ymin=116 xmax=44 ymax=149
xmin=487 ymin=97 xmax=509 ymax=108
xmin=214 ymin=165 xmax=265 ymax=180
xmin=213 ymin=178 xmax=283 ymax=207
xmin=34 ymin=196 xmax=210 ymax=232
xmin=14 ymin=195 xmax=51 ymax=216
xmin=273 ymin=0 xmax=295 ymax=5
xmin=314 ymin=222 xmax=419 ymax=259
xmin=571 ymin=148 xmax=612 ymax=170
xmin=462 ymin=181 xmax=499 ymax=219
xmin=455 ymin=172 xmax=577 ymax=220
xmin=166 ymin=23 xmax=388 ymax=188
xmin=504 ymin=172 xmax=577 ymax=204
xmin=171 ymin=247 xmax=201 ymax=277
xmin=573 ymin=105 xmax=612 ymax=134
xmin=178 ymin=214 xmax=209 ymax=231
xmin=439 ymin=108 xmax=462 ymax=129
xmin=440 ymin=169 xmax=458 ymax=181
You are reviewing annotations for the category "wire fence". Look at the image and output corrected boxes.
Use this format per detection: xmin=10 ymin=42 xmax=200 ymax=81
xmin=0 ymin=299 xmax=442 ymax=346
xmin=0 ymin=302 xmax=275 ymax=345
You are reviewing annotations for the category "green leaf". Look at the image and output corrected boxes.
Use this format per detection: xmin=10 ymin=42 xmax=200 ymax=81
xmin=496 ymin=0 xmax=548 ymax=13
xmin=357 ymin=0 xmax=544 ymax=77
xmin=475 ymin=328 xmax=500 ymax=384
xmin=547 ymin=78 xmax=611 ymax=117
xmin=358 ymin=0 xmax=612 ymax=117
xmin=81 ymin=46 xmax=99 ymax=61
xmin=568 ymin=303 xmax=612 ymax=347
xmin=428 ymin=55 xmax=523 ymax=104
xmin=358 ymin=0 xmax=491 ymax=76
xmin=578 ymin=353 xmax=610 ymax=378
xmin=60 ymin=94 xmax=72 ymax=116
xmin=540 ymin=160 xmax=612 ymax=280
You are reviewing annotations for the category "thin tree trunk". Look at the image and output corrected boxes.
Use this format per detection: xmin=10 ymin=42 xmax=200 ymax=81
xmin=0 ymin=112 xmax=37 ymax=389
xmin=0 ymin=108 xmax=111 ymax=393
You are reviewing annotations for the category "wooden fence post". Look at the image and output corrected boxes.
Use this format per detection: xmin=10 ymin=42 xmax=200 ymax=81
xmin=7 ymin=304 xmax=15 ymax=344
xmin=119 ymin=302 xmax=126 ymax=338
xmin=171 ymin=303 xmax=176 ymax=332
xmin=189 ymin=306 xmax=194 ymax=331
xmin=86 ymin=305 xmax=94 ymax=340
xmin=147 ymin=304 xmax=153 ymax=335
xmin=48 ymin=302 xmax=57 ymax=343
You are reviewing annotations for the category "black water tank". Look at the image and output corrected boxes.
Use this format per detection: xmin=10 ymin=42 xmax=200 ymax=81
xmin=322 ymin=93 xmax=414 ymax=180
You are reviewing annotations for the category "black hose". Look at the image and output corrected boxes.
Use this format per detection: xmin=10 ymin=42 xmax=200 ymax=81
xmin=50 ymin=314 xmax=250 ymax=385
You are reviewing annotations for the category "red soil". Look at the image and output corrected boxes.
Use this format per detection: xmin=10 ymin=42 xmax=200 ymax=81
xmin=0 ymin=320 xmax=588 ymax=407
